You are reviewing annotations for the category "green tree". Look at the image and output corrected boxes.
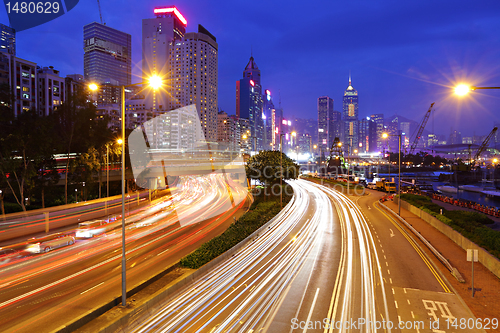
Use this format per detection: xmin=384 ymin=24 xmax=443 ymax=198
xmin=53 ymin=92 xmax=111 ymax=203
xmin=0 ymin=110 xmax=55 ymax=211
xmin=245 ymin=150 xmax=300 ymax=186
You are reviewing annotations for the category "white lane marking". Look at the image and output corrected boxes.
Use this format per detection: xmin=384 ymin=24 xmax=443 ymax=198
xmin=387 ymin=270 xmax=391 ymax=275
xmin=386 ymin=262 xmax=389 ymax=267
xmin=80 ymin=282 xmax=104 ymax=294
xmin=411 ymin=311 xmax=415 ymax=318
xmin=157 ymin=248 xmax=170 ymax=256
xmin=389 ymin=278 xmax=393 ymax=284
xmin=392 ymin=287 xmax=395 ymax=294
xmin=302 ymin=288 xmax=320 ymax=333
xmin=408 ymin=299 xmax=411 ymax=305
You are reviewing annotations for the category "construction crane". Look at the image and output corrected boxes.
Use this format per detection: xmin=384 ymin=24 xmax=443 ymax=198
xmin=97 ymin=0 xmax=104 ymax=25
xmin=471 ymin=127 xmax=498 ymax=166
xmin=408 ymin=102 xmax=435 ymax=155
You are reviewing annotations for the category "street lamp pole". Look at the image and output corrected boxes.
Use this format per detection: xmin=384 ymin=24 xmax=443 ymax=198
xmin=398 ymin=133 xmax=401 ymax=216
xmin=0 ymin=189 xmax=4 ymax=221
xmin=106 ymin=144 xmax=109 ymax=198
xmin=89 ymin=75 xmax=162 ymax=308
xmin=280 ymin=134 xmax=283 ymax=208
xmin=120 ymin=85 xmax=126 ymax=307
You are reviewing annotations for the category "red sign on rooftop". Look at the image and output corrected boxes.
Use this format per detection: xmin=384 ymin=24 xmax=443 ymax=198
xmin=153 ymin=7 xmax=187 ymax=26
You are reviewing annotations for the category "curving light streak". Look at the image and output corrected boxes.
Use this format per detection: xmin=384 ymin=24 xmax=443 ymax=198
xmin=129 ymin=179 xmax=391 ymax=333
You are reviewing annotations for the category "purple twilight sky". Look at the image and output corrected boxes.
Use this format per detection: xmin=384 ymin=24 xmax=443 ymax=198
xmin=2 ymin=0 xmax=500 ymax=137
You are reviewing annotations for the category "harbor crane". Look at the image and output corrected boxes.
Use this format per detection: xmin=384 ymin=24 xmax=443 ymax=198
xmin=408 ymin=103 xmax=435 ymax=155
xmin=471 ymin=126 xmax=498 ymax=166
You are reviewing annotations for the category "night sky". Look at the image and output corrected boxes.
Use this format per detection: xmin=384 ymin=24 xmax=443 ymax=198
xmin=2 ymin=0 xmax=500 ymax=137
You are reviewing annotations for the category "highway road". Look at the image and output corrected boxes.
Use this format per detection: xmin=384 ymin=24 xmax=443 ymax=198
xmin=127 ymin=180 xmax=480 ymax=333
xmin=0 ymin=174 xmax=248 ymax=333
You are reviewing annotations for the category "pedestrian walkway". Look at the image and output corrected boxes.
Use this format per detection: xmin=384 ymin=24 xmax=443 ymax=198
xmin=384 ymin=200 xmax=500 ymax=329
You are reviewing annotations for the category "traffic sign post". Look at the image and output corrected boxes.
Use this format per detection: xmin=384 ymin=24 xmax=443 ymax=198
xmin=467 ymin=249 xmax=480 ymax=297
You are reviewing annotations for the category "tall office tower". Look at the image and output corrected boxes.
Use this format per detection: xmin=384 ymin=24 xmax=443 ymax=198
xmin=262 ymin=89 xmax=274 ymax=149
xmin=343 ymin=76 xmax=358 ymax=155
xmin=298 ymin=133 xmax=312 ymax=154
xmin=0 ymin=23 xmax=15 ymax=55
xmin=449 ymin=129 xmax=462 ymax=145
xmin=142 ymin=8 xmax=218 ymax=142
xmin=359 ymin=117 xmax=377 ymax=153
xmin=236 ymin=56 xmax=263 ymax=151
xmin=318 ymin=96 xmax=333 ymax=150
xmin=370 ymin=113 xmax=384 ymax=152
xmin=84 ymin=22 xmax=131 ymax=86
xmin=331 ymin=111 xmax=342 ymax=143
xmin=217 ymin=110 xmax=240 ymax=151
xmin=0 ymin=52 xmax=10 ymax=85
xmin=239 ymin=117 xmax=251 ymax=153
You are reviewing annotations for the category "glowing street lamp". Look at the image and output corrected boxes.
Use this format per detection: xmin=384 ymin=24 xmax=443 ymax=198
xmin=454 ymin=83 xmax=500 ymax=96
xmin=88 ymin=74 xmax=162 ymax=307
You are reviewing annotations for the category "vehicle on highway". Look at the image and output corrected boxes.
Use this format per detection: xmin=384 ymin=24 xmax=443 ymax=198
xmin=75 ymin=219 xmax=111 ymax=238
xmin=0 ymin=247 xmax=28 ymax=265
xmin=26 ymin=233 xmax=76 ymax=253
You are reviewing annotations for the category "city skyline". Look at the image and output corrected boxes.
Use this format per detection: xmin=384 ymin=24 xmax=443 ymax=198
xmin=1 ymin=0 xmax=500 ymax=136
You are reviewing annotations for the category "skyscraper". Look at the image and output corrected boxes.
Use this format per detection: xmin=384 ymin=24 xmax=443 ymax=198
xmin=142 ymin=8 xmax=218 ymax=142
xmin=262 ymin=89 xmax=274 ymax=149
xmin=84 ymin=22 xmax=131 ymax=86
xmin=330 ymin=111 xmax=342 ymax=143
xmin=343 ymin=76 xmax=359 ymax=154
xmin=370 ymin=113 xmax=384 ymax=152
xmin=236 ymin=56 xmax=263 ymax=151
xmin=318 ymin=96 xmax=333 ymax=150
xmin=0 ymin=23 xmax=15 ymax=55
xmin=359 ymin=117 xmax=377 ymax=153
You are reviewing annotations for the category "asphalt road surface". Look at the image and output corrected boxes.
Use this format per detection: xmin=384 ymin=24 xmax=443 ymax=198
xmin=127 ymin=180 xmax=480 ymax=333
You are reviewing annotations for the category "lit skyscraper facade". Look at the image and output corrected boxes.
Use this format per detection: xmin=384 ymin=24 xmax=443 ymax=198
xmin=236 ymin=56 xmax=263 ymax=151
xmin=318 ymin=96 xmax=333 ymax=149
xmin=84 ymin=22 xmax=131 ymax=86
xmin=142 ymin=8 xmax=218 ymax=142
xmin=370 ymin=113 xmax=384 ymax=152
xmin=330 ymin=111 xmax=342 ymax=143
xmin=262 ymin=89 xmax=274 ymax=149
xmin=359 ymin=117 xmax=377 ymax=153
xmin=343 ymin=76 xmax=358 ymax=154
xmin=0 ymin=23 xmax=15 ymax=55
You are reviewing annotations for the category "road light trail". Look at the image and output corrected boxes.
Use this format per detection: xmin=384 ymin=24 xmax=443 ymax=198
xmin=0 ymin=174 xmax=248 ymax=332
xmin=129 ymin=179 xmax=389 ymax=333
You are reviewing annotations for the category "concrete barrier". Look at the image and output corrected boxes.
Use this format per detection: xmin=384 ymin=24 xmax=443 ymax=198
xmin=396 ymin=198 xmax=500 ymax=280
